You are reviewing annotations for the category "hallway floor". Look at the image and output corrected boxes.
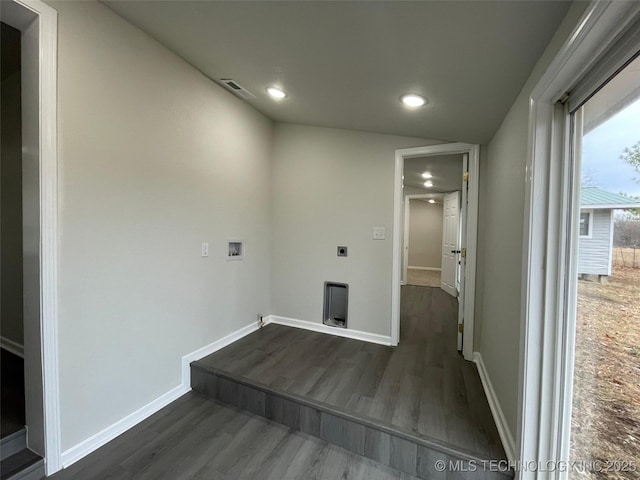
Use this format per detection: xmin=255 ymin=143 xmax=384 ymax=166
xmin=195 ymin=286 xmax=505 ymax=460
xmin=406 ymin=269 xmax=441 ymax=287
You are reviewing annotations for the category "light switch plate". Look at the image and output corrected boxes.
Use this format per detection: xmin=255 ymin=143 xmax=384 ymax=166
xmin=373 ymin=227 xmax=386 ymax=240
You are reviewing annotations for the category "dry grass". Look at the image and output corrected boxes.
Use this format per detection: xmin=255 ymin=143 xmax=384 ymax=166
xmin=571 ymin=266 xmax=640 ymax=479
xmin=613 ymin=247 xmax=640 ymax=269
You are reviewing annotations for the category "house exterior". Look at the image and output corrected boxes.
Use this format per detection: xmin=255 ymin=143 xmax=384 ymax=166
xmin=579 ymin=187 xmax=640 ymax=276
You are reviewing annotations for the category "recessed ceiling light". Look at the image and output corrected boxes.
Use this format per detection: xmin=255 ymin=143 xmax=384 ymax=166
xmin=401 ymin=94 xmax=427 ymax=107
xmin=424 ymin=181 xmax=433 ymax=188
xmin=267 ymin=87 xmax=287 ymax=99
xmin=428 ymin=199 xmax=435 ymax=204
xmin=421 ymin=172 xmax=432 ymax=179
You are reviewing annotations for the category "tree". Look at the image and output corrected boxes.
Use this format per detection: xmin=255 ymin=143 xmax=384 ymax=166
xmin=620 ymin=141 xmax=640 ymax=179
xmin=614 ymin=216 xmax=640 ymax=247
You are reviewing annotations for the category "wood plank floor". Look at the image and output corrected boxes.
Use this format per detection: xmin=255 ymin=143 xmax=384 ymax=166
xmin=195 ymin=286 xmax=505 ymax=460
xmin=48 ymin=393 xmax=419 ymax=480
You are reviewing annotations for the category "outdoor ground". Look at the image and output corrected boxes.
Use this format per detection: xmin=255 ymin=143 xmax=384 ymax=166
xmin=572 ymin=260 xmax=640 ymax=479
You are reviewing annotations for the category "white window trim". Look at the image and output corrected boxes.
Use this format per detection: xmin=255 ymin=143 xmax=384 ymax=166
xmin=579 ymin=209 xmax=593 ymax=238
xmin=519 ymin=2 xmax=640 ymax=480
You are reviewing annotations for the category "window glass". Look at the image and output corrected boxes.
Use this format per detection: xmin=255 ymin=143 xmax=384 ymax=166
xmin=579 ymin=212 xmax=590 ymax=236
xmin=570 ymin=54 xmax=640 ymax=479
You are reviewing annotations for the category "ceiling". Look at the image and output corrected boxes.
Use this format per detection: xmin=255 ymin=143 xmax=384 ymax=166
xmin=404 ymin=154 xmax=463 ymax=200
xmin=104 ymin=1 xmax=571 ymax=144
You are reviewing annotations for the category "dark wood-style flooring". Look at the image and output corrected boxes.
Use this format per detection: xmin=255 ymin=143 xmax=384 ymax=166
xmin=49 ymin=393 xmax=419 ymax=480
xmin=196 ymin=286 xmax=505 ymax=460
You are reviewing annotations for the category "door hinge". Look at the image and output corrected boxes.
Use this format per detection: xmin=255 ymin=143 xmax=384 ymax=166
xmin=463 ymin=171 xmax=469 ymax=182
xmin=461 ymin=247 xmax=467 ymax=258
xmin=458 ymin=323 xmax=464 ymax=334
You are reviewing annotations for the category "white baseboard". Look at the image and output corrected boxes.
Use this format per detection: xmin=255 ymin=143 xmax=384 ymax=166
xmin=408 ymin=266 xmax=441 ymax=271
xmin=180 ymin=321 xmax=260 ymax=390
xmin=473 ymin=352 xmax=516 ymax=462
xmin=61 ymin=384 xmax=188 ymax=468
xmin=1 ymin=336 xmax=24 ymax=358
xmin=61 ymin=320 xmax=261 ymax=469
xmin=265 ymin=315 xmax=392 ymax=346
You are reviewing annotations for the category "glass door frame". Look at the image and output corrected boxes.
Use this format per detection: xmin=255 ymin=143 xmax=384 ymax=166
xmin=518 ymin=3 xmax=640 ymax=479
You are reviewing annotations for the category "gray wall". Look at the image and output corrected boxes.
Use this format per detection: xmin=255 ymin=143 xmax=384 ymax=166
xmin=578 ymin=209 xmax=612 ymax=275
xmin=0 ymin=23 xmax=24 ymax=347
xmin=49 ymin=0 xmax=273 ymax=451
xmin=271 ymin=124 xmax=439 ymax=336
xmin=475 ymin=1 xmax=589 ymax=440
xmin=408 ymin=200 xmax=442 ymax=269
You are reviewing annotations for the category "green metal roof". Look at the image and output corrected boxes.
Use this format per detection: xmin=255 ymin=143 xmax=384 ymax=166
xmin=580 ymin=187 xmax=640 ymax=208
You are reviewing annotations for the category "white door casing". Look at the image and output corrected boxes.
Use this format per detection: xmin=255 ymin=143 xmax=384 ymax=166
xmin=441 ymin=191 xmax=460 ymax=298
xmin=393 ymin=143 xmax=479 ymax=361
xmin=402 ymin=198 xmax=410 ymax=284
xmin=1 ymin=0 xmax=61 ymax=474
xmin=457 ymin=153 xmax=469 ymax=352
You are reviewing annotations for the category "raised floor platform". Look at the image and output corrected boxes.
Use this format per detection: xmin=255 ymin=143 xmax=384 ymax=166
xmin=192 ymin=286 xmax=511 ymax=479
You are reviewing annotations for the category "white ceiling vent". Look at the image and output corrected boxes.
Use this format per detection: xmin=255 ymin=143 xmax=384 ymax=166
xmin=220 ymin=79 xmax=256 ymax=99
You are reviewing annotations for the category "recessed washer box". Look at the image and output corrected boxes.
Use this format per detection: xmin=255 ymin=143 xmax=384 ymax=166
xmin=227 ymin=240 xmax=244 ymax=261
xmin=323 ymin=282 xmax=348 ymax=329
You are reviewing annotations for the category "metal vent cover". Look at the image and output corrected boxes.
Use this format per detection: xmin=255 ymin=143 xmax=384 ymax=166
xmin=220 ymin=79 xmax=256 ymax=99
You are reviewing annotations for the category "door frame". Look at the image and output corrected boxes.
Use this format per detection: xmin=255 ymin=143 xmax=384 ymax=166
xmin=392 ymin=143 xmax=479 ymax=361
xmin=518 ymin=2 xmax=640 ymax=477
xmin=1 ymin=0 xmax=60 ymax=474
xmin=402 ymin=193 xmax=443 ymax=285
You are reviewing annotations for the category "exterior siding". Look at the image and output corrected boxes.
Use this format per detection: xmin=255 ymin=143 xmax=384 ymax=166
xmin=578 ymin=209 xmax=612 ymax=275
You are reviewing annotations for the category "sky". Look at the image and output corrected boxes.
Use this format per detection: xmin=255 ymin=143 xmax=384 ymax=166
xmin=582 ymin=96 xmax=640 ymax=196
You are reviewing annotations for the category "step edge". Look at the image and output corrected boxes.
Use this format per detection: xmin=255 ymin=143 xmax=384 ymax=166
xmin=1 ymin=450 xmax=43 ymax=480
xmin=0 ymin=430 xmax=27 ymax=462
xmin=191 ymin=362 xmax=512 ymax=468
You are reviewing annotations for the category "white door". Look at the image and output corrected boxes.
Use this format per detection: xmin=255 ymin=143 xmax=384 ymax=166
xmin=441 ymin=191 xmax=460 ymax=298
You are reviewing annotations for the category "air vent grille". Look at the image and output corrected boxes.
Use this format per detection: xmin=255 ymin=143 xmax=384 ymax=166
xmin=220 ymin=79 xmax=256 ymax=99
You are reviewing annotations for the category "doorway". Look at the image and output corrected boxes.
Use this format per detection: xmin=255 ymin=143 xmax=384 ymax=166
xmin=1 ymin=19 xmax=27 ymax=445
xmin=403 ymin=195 xmax=444 ymax=288
xmin=402 ymin=155 xmax=464 ymax=293
xmin=519 ymin=2 xmax=640 ymax=474
xmin=0 ymin=0 xmax=60 ymax=475
xmin=392 ymin=143 xmax=479 ymax=360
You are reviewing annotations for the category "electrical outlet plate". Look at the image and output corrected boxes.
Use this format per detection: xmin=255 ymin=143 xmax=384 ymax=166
xmin=373 ymin=227 xmax=386 ymax=240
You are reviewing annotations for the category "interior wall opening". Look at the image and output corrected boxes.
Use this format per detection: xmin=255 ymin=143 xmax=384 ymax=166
xmin=401 ymin=154 xmax=464 ymax=354
xmin=0 ymin=0 xmax=54 ymax=474
xmin=393 ymin=143 xmax=478 ymax=361
xmin=1 ymin=21 xmax=26 ymax=444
